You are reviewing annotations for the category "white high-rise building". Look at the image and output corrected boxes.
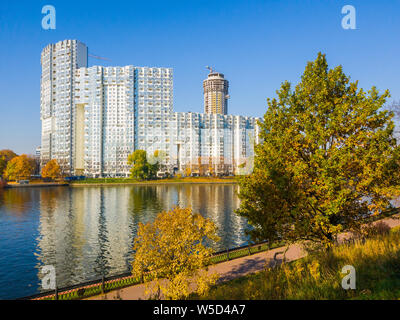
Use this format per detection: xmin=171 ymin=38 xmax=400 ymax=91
xmin=40 ymin=40 xmax=260 ymax=177
xmin=40 ymin=40 xmax=88 ymax=174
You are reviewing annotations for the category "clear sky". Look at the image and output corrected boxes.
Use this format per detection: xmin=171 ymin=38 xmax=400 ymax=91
xmin=1 ymin=0 xmax=399 ymax=154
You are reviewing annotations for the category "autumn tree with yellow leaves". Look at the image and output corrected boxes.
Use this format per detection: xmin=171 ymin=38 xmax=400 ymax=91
xmin=0 ymin=149 xmax=17 ymax=176
xmin=41 ymin=159 xmax=61 ymax=180
xmin=4 ymin=154 xmax=35 ymax=181
xmin=0 ymin=149 xmax=17 ymax=163
xmin=236 ymin=53 xmax=400 ymax=249
xmin=131 ymin=207 xmax=220 ymax=300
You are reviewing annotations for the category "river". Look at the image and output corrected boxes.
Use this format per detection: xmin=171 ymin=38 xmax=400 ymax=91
xmin=0 ymin=183 xmax=248 ymax=299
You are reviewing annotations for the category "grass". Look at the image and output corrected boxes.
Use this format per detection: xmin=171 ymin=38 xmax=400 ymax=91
xmin=70 ymin=176 xmax=237 ymax=185
xmin=193 ymin=226 xmax=400 ymax=300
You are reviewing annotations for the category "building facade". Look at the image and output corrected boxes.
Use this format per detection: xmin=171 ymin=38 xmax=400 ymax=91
xmin=203 ymin=70 xmax=229 ymax=115
xmin=40 ymin=40 xmax=260 ymax=177
xmin=40 ymin=40 xmax=88 ymax=174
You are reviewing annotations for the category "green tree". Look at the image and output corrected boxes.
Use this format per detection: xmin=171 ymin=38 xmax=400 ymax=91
xmin=131 ymin=207 xmax=220 ymax=300
xmin=4 ymin=154 xmax=35 ymax=181
xmin=236 ymin=53 xmax=400 ymax=249
xmin=128 ymin=150 xmax=149 ymax=180
xmin=128 ymin=150 xmax=159 ymax=180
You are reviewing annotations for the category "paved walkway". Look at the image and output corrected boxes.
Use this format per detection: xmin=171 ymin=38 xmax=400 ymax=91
xmin=88 ymin=215 xmax=400 ymax=300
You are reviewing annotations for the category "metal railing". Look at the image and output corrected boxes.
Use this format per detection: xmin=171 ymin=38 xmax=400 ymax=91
xmin=18 ymin=239 xmax=278 ymax=300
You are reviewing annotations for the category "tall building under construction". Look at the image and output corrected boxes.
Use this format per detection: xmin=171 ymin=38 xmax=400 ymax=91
xmin=203 ymin=68 xmax=229 ymax=115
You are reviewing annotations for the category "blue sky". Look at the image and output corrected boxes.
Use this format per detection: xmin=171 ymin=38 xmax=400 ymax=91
xmin=1 ymin=0 xmax=399 ymax=154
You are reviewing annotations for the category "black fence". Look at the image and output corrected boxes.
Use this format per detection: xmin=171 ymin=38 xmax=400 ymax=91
xmin=18 ymin=240 xmax=274 ymax=300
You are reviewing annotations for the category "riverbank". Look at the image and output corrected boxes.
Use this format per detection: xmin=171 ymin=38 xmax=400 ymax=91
xmin=4 ymin=182 xmax=69 ymax=188
xmin=1 ymin=177 xmax=238 ymax=189
xmin=197 ymin=224 xmax=400 ymax=300
xmin=70 ymin=176 xmax=237 ymax=187
xmin=89 ymin=214 xmax=400 ymax=300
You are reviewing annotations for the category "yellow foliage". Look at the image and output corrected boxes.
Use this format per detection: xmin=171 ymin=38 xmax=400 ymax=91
xmin=4 ymin=154 xmax=34 ymax=181
xmin=307 ymin=260 xmax=320 ymax=281
xmin=131 ymin=207 xmax=220 ymax=300
xmin=184 ymin=167 xmax=192 ymax=177
xmin=41 ymin=159 xmax=61 ymax=180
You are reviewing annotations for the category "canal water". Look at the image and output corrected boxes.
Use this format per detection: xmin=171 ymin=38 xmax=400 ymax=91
xmin=0 ymin=184 xmax=248 ymax=299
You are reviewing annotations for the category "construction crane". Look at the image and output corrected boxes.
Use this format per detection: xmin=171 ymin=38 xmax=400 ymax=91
xmin=206 ymin=66 xmax=214 ymax=73
xmin=88 ymin=53 xmax=111 ymax=62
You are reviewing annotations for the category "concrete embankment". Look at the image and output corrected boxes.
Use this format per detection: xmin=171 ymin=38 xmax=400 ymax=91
xmin=70 ymin=181 xmax=237 ymax=187
xmin=4 ymin=183 xmax=69 ymax=188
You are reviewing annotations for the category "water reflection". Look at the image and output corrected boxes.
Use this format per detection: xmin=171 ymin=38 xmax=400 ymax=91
xmin=0 ymin=184 xmax=247 ymax=297
xmin=0 ymin=188 xmax=36 ymax=216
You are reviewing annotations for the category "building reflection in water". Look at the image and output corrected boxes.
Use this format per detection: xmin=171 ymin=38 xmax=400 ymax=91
xmin=2 ymin=185 xmax=400 ymax=297
xmin=34 ymin=184 xmax=247 ymax=290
